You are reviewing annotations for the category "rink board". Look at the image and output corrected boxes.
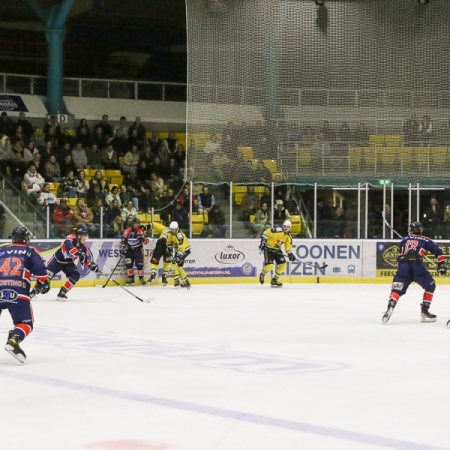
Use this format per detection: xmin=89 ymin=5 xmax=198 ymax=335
xmin=1 ymin=238 xmax=450 ymax=286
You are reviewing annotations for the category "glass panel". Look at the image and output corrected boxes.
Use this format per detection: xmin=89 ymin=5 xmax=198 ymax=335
xmin=5 ymin=75 xmax=31 ymax=95
xmin=33 ymin=77 xmax=47 ymax=96
xmin=81 ymin=80 xmax=108 ymax=98
xmin=165 ymin=84 xmax=186 ymax=102
xmin=109 ymin=82 xmax=134 ymax=99
xmin=138 ymin=83 xmax=163 ymax=101
xmin=63 ymin=79 xmax=79 ymax=97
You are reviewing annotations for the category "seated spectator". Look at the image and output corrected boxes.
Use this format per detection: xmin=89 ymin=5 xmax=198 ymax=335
xmin=72 ymin=143 xmax=88 ymax=170
xmin=204 ymin=134 xmax=220 ymax=156
xmin=174 ymin=144 xmax=186 ymax=169
xmin=111 ymin=128 xmax=129 ymax=156
xmin=148 ymin=172 xmax=164 ymax=199
xmin=329 ymin=206 xmax=346 ymax=238
xmin=207 ymin=203 xmax=227 ymax=238
xmin=149 ymin=156 xmax=166 ymax=179
xmin=92 ymin=126 xmax=108 ymax=149
xmin=123 ymin=171 xmax=142 ymax=194
xmin=15 ymin=112 xmax=34 ymax=141
xmin=60 ymin=127 xmax=75 ymax=149
xmin=157 ymin=145 xmax=170 ymax=167
xmin=89 ymin=170 xmax=109 ymax=195
xmin=240 ymin=185 xmax=260 ymax=225
xmin=164 ymin=131 xmax=178 ymax=157
xmin=165 ymin=158 xmax=182 ymax=191
xmin=58 ymin=142 xmax=72 ymax=163
xmin=44 ymin=115 xmax=61 ymax=141
xmin=0 ymin=136 xmax=14 ymax=176
xmin=128 ymin=128 xmax=144 ymax=152
xmin=105 ymin=185 xmax=122 ymax=208
xmin=10 ymin=151 xmax=27 ymax=192
xmin=254 ymin=160 xmax=272 ymax=183
xmin=114 ymin=116 xmax=129 ymax=138
xmin=76 ymin=119 xmax=90 ymax=137
xmin=23 ymin=164 xmax=45 ymax=201
xmin=37 ymin=182 xmax=58 ymax=210
xmin=12 ymin=137 xmax=32 ymax=164
xmin=51 ymin=198 xmax=75 ymax=236
xmin=95 ymin=115 xmax=113 ymax=142
xmin=121 ymin=200 xmax=138 ymax=226
xmin=178 ymin=187 xmax=196 ymax=214
xmin=197 ymin=186 xmax=215 ymax=215
xmin=118 ymin=184 xmax=138 ymax=210
xmin=59 ymin=154 xmax=77 ymax=178
xmin=211 ymin=149 xmax=231 ymax=179
xmin=76 ymin=169 xmax=90 ymax=198
xmin=138 ymin=145 xmax=153 ymax=166
xmin=86 ymin=184 xmax=103 ymax=208
xmin=111 ymin=215 xmax=125 ymax=238
xmin=260 ymin=186 xmax=272 ymax=209
xmin=36 ymin=141 xmax=50 ymax=162
xmin=128 ymin=117 xmax=146 ymax=141
xmin=27 ymin=153 xmax=45 ymax=178
xmin=283 ymin=190 xmax=299 ymax=214
xmin=139 ymin=185 xmax=157 ymax=213
xmin=29 ymin=127 xmax=45 ymax=150
xmin=76 ymin=126 xmax=91 ymax=148
xmin=91 ymin=198 xmax=107 ymax=237
xmin=252 ymin=202 xmax=271 ymax=238
xmin=273 ymin=199 xmax=291 ymax=227
xmin=59 ymin=170 xmax=78 ymax=198
xmin=101 ymin=144 xmax=120 ymax=170
xmin=123 ymin=145 xmax=140 ymax=173
xmin=171 ymin=201 xmax=189 ymax=234
xmin=14 ymin=125 xmax=27 ymax=149
xmin=0 ymin=112 xmax=15 ymax=137
xmin=86 ymin=143 xmax=103 ymax=169
xmin=72 ymin=198 xmax=96 ymax=234
xmin=104 ymin=198 xmax=122 ymax=228
xmin=148 ymin=131 xmax=162 ymax=155
xmin=45 ymin=122 xmax=61 ymax=149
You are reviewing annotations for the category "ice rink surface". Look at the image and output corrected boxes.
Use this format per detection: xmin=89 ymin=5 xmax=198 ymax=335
xmin=1 ymin=282 xmax=450 ymax=450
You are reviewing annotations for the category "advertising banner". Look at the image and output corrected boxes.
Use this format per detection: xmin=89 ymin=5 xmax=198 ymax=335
xmin=0 ymin=95 xmax=29 ymax=112
xmin=376 ymin=241 xmax=450 ymax=278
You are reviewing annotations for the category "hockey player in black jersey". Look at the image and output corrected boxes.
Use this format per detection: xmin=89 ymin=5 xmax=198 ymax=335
xmin=0 ymin=227 xmax=50 ymax=362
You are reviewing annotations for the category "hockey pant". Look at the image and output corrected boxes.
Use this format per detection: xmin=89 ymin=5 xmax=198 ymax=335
xmin=172 ymin=260 xmax=189 ymax=284
xmin=261 ymin=249 xmax=287 ymax=281
xmin=46 ymin=257 xmax=80 ymax=295
xmin=150 ymin=239 xmax=172 ymax=279
xmin=0 ymin=299 xmax=34 ymax=342
xmin=389 ymin=262 xmax=436 ymax=305
xmin=125 ymin=248 xmax=145 ymax=278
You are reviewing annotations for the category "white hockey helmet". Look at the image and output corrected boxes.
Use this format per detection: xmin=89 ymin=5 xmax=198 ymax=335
xmin=169 ymin=221 xmax=179 ymax=231
xmin=283 ymin=220 xmax=292 ymax=228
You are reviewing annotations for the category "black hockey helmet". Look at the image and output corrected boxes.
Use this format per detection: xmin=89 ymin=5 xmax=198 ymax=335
xmin=11 ymin=226 xmax=31 ymax=244
xmin=75 ymin=228 xmax=89 ymax=237
xmin=409 ymin=221 xmax=423 ymax=234
xmin=132 ymin=218 xmax=140 ymax=225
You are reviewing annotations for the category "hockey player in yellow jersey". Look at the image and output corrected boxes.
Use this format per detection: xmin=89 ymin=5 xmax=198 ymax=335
xmin=147 ymin=221 xmax=172 ymax=285
xmin=259 ymin=220 xmax=297 ymax=288
xmin=166 ymin=221 xmax=192 ymax=289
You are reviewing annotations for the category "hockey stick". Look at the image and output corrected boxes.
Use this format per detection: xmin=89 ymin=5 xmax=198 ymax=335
xmin=266 ymin=248 xmax=328 ymax=270
xmin=109 ymin=278 xmax=153 ymax=303
xmin=103 ymin=256 xmax=123 ymax=288
xmin=381 ymin=212 xmax=402 ymax=239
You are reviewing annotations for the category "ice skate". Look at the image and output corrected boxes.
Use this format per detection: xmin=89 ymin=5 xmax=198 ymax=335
xmin=148 ymin=272 xmax=156 ymax=284
xmin=125 ymin=276 xmax=135 ymax=286
xmin=29 ymin=288 xmax=37 ymax=299
xmin=382 ymin=300 xmax=396 ymax=324
xmin=270 ymin=277 xmax=283 ymax=288
xmin=56 ymin=288 xmax=68 ymax=301
xmin=174 ymin=279 xmax=181 ymax=288
xmin=162 ymin=275 xmax=168 ymax=286
xmin=259 ymin=272 xmax=265 ymax=285
xmin=139 ymin=277 xmax=147 ymax=286
xmin=181 ymin=279 xmax=191 ymax=290
xmin=421 ymin=303 xmax=436 ymax=323
xmin=5 ymin=331 xmax=26 ymax=363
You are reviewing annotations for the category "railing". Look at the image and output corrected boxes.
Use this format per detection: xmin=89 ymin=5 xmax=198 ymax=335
xmin=0 ymin=73 xmax=187 ymax=102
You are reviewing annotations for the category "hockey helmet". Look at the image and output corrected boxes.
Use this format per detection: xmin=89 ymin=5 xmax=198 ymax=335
xmin=409 ymin=221 xmax=423 ymax=235
xmin=283 ymin=220 xmax=292 ymax=228
xmin=169 ymin=221 xmax=179 ymax=232
xmin=75 ymin=228 xmax=89 ymax=237
xmin=132 ymin=218 xmax=141 ymax=227
xmin=11 ymin=226 xmax=31 ymax=244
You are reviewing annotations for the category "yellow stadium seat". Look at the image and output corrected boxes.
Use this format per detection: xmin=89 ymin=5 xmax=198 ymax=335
xmin=67 ymin=198 xmax=77 ymax=206
xmin=298 ymin=147 xmax=312 ymax=165
xmin=119 ymin=157 xmax=125 ymax=165
xmin=105 ymin=170 xmax=122 ymax=178
xmin=137 ymin=213 xmax=149 ymax=226
xmin=237 ymin=147 xmax=254 ymax=160
xmin=254 ymin=185 xmax=266 ymax=195
xmin=232 ymin=185 xmax=248 ymax=205
xmin=262 ymin=159 xmax=277 ymax=177
xmin=191 ymin=214 xmax=204 ymax=235
xmin=290 ymin=215 xmax=302 ymax=236
xmin=110 ymin=176 xmax=123 ymax=187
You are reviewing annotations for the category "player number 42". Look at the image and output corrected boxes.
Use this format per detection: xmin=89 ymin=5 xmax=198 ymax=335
xmin=0 ymin=258 xmax=23 ymax=276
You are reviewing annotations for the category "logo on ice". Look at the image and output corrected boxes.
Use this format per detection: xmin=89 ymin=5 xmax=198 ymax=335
xmin=0 ymin=96 xmax=19 ymax=111
xmin=215 ymin=245 xmax=245 ymax=265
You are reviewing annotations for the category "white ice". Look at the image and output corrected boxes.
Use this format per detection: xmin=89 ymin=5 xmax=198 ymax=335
xmin=1 ymin=282 xmax=450 ymax=450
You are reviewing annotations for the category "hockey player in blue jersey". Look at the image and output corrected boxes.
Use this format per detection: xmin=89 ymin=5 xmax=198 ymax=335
xmin=383 ymin=221 xmax=447 ymax=324
xmin=32 ymin=228 xmax=100 ymax=301
xmin=0 ymin=227 xmax=50 ymax=362
xmin=120 ymin=218 xmax=149 ymax=286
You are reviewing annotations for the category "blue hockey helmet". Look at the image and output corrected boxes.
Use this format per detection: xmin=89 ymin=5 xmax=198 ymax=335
xmin=11 ymin=226 xmax=31 ymax=244
xmin=409 ymin=221 xmax=423 ymax=235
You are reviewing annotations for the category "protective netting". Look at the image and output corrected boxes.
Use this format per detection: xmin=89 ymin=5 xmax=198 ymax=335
xmin=186 ymin=0 xmax=450 ymax=187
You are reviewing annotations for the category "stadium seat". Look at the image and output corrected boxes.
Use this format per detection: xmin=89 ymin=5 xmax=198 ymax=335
xmin=105 ymin=170 xmax=122 ymax=178
xmin=262 ymin=159 xmax=278 ymax=178
xmin=191 ymin=214 xmax=204 ymax=235
xmin=237 ymin=147 xmax=254 ymax=160
xmin=254 ymin=185 xmax=266 ymax=195
xmin=67 ymin=198 xmax=77 ymax=206
xmin=232 ymin=185 xmax=247 ymax=205
xmin=290 ymin=215 xmax=302 ymax=236
xmin=298 ymin=147 xmax=312 ymax=165
xmin=119 ymin=157 xmax=125 ymax=165
xmin=110 ymin=176 xmax=123 ymax=186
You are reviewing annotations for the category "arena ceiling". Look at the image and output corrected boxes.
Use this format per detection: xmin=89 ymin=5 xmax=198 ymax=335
xmin=0 ymin=0 xmax=187 ymax=82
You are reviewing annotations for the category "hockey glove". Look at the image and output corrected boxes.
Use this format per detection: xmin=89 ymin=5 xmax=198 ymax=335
xmin=119 ymin=246 xmax=127 ymax=257
xmin=287 ymin=252 xmax=297 ymax=262
xmin=259 ymin=238 xmax=267 ymax=252
xmin=78 ymin=252 xmax=87 ymax=265
xmin=35 ymin=279 xmax=51 ymax=294
xmin=437 ymin=261 xmax=447 ymax=276
xmin=88 ymin=262 xmax=100 ymax=273
xmin=173 ymin=251 xmax=185 ymax=264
